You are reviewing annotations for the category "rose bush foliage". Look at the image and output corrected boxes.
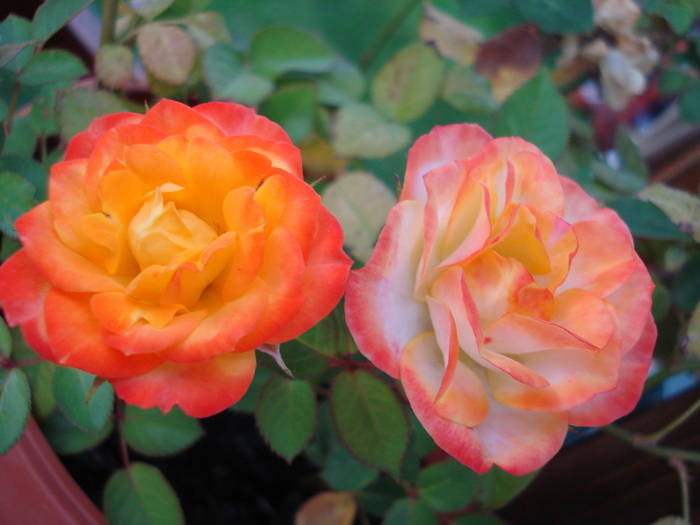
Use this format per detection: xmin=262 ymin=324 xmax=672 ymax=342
xmin=0 ymin=99 xmax=351 ymax=417
xmin=346 ymin=124 xmax=656 ymax=475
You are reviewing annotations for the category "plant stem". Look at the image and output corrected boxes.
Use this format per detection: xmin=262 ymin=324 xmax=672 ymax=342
xmin=641 ymin=397 xmax=700 ymax=445
xmin=3 ymin=82 xmax=21 ymax=136
xmin=100 ymin=0 xmax=120 ymax=46
xmin=669 ymin=458 xmax=691 ymax=523
xmin=603 ymin=425 xmax=700 ymax=464
xmin=360 ymin=0 xmax=422 ymax=70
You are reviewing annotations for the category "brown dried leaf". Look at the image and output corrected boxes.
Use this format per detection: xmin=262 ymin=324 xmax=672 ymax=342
xmin=475 ymin=24 xmax=541 ymax=102
xmin=295 ymin=492 xmax=356 ymax=525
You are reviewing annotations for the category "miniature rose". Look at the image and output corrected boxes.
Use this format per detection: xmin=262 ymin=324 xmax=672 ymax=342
xmin=346 ymin=124 xmax=655 ymax=475
xmin=0 ymin=99 xmax=351 ymax=417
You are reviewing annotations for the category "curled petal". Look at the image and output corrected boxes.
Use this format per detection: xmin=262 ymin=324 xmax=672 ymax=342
xmin=269 ymin=207 xmax=352 ymax=343
xmin=345 ymin=201 xmax=430 ymax=377
xmin=112 ymin=351 xmax=256 ymax=418
xmin=140 ymin=99 xmax=223 ymax=141
xmin=219 ymin=135 xmax=302 ymax=179
xmin=44 ymin=289 xmax=161 ymax=378
xmin=568 ymin=314 xmax=656 ymax=426
xmin=401 ymin=124 xmax=492 ymax=203
xmin=195 ymin=101 xmax=292 ymax=143
xmin=400 ymin=332 xmax=488 ymax=473
xmin=17 ymin=203 xmax=123 ymax=293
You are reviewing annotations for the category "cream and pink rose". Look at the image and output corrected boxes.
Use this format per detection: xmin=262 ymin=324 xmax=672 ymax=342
xmin=346 ymin=124 xmax=656 ymax=475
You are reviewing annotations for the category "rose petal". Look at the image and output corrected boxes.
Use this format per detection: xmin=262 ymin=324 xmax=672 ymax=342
xmin=0 ymin=250 xmax=53 ymax=360
xmin=194 ymin=101 xmax=292 ymax=143
xmin=476 ymin=400 xmax=568 ymax=476
xmin=141 ymin=99 xmax=223 ymax=141
xmin=345 ymin=200 xmax=430 ymax=377
xmin=64 ymin=112 xmax=142 ymax=161
xmin=44 ymin=289 xmax=162 ymax=378
xmin=17 ymin=202 xmax=123 ymax=293
xmin=568 ymin=313 xmax=656 ymax=426
xmin=112 ymin=350 xmax=256 ymax=418
xmin=268 ymin=207 xmax=352 ymax=343
xmin=401 ymin=124 xmax=492 ymax=203
xmin=219 ymin=135 xmax=302 ymax=179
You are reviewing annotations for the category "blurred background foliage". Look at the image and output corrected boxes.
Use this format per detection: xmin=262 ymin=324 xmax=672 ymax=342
xmin=1 ymin=0 xmax=700 ymax=524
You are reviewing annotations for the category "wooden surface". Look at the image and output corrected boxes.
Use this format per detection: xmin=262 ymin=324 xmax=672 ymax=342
xmin=500 ymin=386 xmax=700 ymax=524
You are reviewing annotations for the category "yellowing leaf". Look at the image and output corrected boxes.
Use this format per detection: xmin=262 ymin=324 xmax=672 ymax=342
xmin=371 ymin=42 xmax=445 ymax=122
xmin=137 ymin=23 xmax=195 ymax=86
xmin=638 ymin=183 xmax=700 ymax=242
xmin=332 ymin=103 xmax=411 ymax=159
xmin=420 ymin=2 xmax=482 ymax=66
xmin=686 ymin=303 xmax=700 ymax=359
xmin=321 ymin=171 xmax=396 ymax=262
xmin=295 ymin=492 xmax=356 ymax=525
xmin=96 ymin=45 xmax=133 ymax=89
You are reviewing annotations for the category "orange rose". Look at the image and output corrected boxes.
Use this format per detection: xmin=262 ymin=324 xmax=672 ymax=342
xmin=0 ymin=100 xmax=351 ymax=417
xmin=346 ymin=125 xmax=655 ymax=475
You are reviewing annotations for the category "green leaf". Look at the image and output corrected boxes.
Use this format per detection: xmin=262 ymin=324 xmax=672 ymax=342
xmin=0 ymin=157 xmax=48 ymax=200
xmin=42 ymin=409 xmax=113 ymax=454
xmin=516 ymin=0 xmax=594 ymax=33
xmin=19 ymin=50 xmax=87 ymax=85
xmin=0 ymin=42 xmax=37 ymax=69
xmin=129 ymin=0 xmax=175 ymax=19
xmin=442 ymin=64 xmax=497 ymax=115
xmin=52 ymin=367 xmax=114 ymax=432
xmin=96 ymin=45 xmax=134 ymax=89
xmin=24 ymin=361 xmax=56 ymax=420
xmin=322 ymin=436 xmax=379 ymax=491
xmin=417 ymin=459 xmax=479 ymax=512
xmin=31 ymin=0 xmax=93 ymax=42
xmin=203 ymin=43 xmax=272 ymax=105
xmin=122 ymin=406 xmax=204 ymax=456
xmin=591 ymin=159 xmax=646 ymax=194
xmin=658 ymin=68 xmax=692 ymax=95
xmin=478 ymin=466 xmax=538 ymax=509
xmin=614 ymin=126 xmax=648 ymax=180
xmin=231 ymin=367 xmax=271 ymax=412
xmin=371 ymin=43 xmax=445 ymax=122
xmin=0 ymin=171 xmax=35 ymax=238
xmin=410 ymin=413 xmax=435 ymax=458
xmin=57 ymin=88 xmax=133 ymax=141
xmin=672 ymin=253 xmax=700 ymax=313
xmin=639 ymin=183 xmax=700 ymax=242
xmin=0 ymin=236 xmax=21 ymax=260
xmin=280 ymin=340 xmax=331 ymax=379
xmin=296 ymin=308 xmax=353 ymax=357
xmin=644 ymin=0 xmax=697 ymax=33
xmin=0 ymin=317 xmax=10 ymax=358
xmin=1 ymin=116 xmax=36 ymax=157
xmin=318 ymin=60 xmax=365 ymax=106
xmin=0 ymin=15 xmax=35 ymax=72
xmin=357 ymin=476 xmax=405 ymax=516
xmin=249 ymin=26 xmax=335 ymax=79
xmin=103 ymin=463 xmax=184 ymax=525
xmin=652 ymin=279 xmax=672 ymax=322
xmin=255 ymin=376 xmax=317 ymax=461
xmin=0 ymin=368 xmax=30 ymax=454
xmin=383 ymin=498 xmax=437 ymax=525
xmin=321 ymin=171 xmax=397 ymax=262
xmin=495 ymin=71 xmax=568 ymax=159
xmin=259 ymin=85 xmax=316 ymax=143
xmin=608 ymin=197 xmax=691 ymax=240
xmin=332 ymin=103 xmax=411 ymax=159
xmin=680 ymin=80 xmax=700 ymax=122
xmin=330 ymin=370 xmax=408 ymax=478
xmin=137 ymin=23 xmax=196 ymax=86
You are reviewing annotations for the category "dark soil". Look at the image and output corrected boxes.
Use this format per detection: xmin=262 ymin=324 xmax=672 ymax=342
xmin=60 ymin=411 xmax=325 ymax=525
